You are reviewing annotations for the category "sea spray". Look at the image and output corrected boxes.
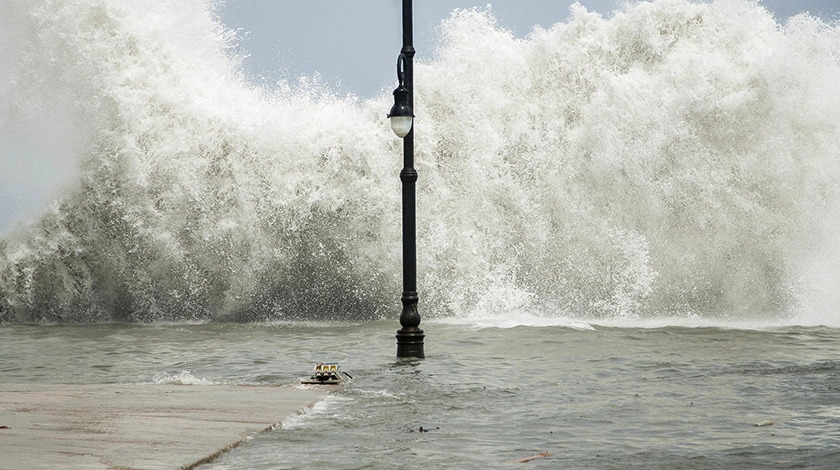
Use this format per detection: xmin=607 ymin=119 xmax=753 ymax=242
xmin=1 ymin=0 xmax=840 ymax=324
xmin=415 ymin=0 xmax=840 ymax=322
xmin=0 ymin=0 xmax=402 ymax=321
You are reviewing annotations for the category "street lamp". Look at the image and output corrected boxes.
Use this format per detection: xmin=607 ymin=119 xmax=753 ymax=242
xmin=391 ymin=0 xmax=424 ymax=359
xmin=388 ymin=54 xmax=413 ymax=138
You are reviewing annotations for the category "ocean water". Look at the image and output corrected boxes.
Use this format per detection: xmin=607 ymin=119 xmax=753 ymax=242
xmin=3 ymin=320 xmax=840 ymax=469
xmin=2 ymin=0 xmax=840 ymax=467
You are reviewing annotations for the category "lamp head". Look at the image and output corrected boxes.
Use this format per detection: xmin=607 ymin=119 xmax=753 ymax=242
xmin=388 ymin=84 xmax=413 ymax=138
xmin=388 ymin=52 xmax=414 ymax=138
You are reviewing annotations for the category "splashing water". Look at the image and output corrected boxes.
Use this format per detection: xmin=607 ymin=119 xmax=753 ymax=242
xmin=1 ymin=0 xmax=839 ymax=325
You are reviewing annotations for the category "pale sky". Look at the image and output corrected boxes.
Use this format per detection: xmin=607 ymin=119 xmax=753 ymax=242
xmin=218 ymin=0 xmax=840 ymax=99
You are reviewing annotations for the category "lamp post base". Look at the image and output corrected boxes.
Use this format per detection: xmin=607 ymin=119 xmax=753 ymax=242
xmin=396 ymin=327 xmax=425 ymax=358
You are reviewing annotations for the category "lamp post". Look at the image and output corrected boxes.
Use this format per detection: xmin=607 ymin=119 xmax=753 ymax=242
xmin=389 ymin=0 xmax=424 ymax=359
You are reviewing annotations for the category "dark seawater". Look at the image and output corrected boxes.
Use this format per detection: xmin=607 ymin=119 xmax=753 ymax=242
xmin=3 ymin=321 xmax=840 ymax=468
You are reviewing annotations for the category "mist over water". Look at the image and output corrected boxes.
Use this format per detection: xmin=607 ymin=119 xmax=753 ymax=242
xmin=1 ymin=0 xmax=839 ymax=325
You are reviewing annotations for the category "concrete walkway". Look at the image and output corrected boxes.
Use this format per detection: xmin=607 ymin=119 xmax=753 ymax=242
xmin=0 ymin=383 xmax=328 ymax=470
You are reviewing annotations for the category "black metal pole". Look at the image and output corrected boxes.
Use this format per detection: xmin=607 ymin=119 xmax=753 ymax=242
xmin=395 ymin=0 xmax=424 ymax=358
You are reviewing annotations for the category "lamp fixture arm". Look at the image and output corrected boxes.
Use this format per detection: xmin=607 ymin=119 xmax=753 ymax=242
xmin=396 ymin=53 xmax=406 ymax=88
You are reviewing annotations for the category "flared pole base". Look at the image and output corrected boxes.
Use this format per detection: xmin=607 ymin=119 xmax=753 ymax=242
xmin=396 ymin=327 xmax=425 ymax=358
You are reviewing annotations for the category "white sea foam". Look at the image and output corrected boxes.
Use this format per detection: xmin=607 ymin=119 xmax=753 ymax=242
xmin=1 ymin=0 xmax=839 ymax=326
xmin=149 ymin=369 xmax=217 ymax=385
xmin=279 ymin=394 xmax=351 ymax=429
